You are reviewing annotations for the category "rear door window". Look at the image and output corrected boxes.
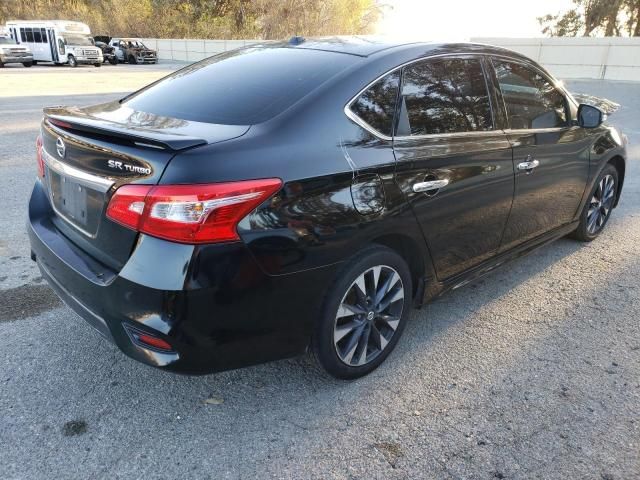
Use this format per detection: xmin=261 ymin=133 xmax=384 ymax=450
xmin=124 ymin=47 xmax=354 ymax=125
xmin=349 ymin=71 xmax=400 ymax=137
xmin=492 ymin=59 xmax=567 ymax=130
xmin=400 ymin=57 xmax=493 ymax=136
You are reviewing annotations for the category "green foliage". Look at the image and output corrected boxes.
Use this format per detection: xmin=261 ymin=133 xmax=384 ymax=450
xmin=0 ymin=0 xmax=382 ymax=39
xmin=539 ymin=0 xmax=640 ymax=36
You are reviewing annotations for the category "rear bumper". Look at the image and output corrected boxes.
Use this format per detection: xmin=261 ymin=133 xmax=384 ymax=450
xmin=28 ymin=179 xmax=335 ymax=374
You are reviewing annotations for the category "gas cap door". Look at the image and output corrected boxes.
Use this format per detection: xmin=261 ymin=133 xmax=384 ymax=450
xmin=350 ymin=173 xmax=385 ymax=215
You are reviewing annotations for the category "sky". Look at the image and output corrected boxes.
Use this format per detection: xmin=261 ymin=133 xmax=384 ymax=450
xmin=376 ymin=0 xmax=575 ymax=40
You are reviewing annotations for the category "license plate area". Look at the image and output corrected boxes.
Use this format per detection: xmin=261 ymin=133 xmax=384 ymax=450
xmin=42 ymin=148 xmax=114 ymax=238
xmin=48 ymin=170 xmax=105 ymax=237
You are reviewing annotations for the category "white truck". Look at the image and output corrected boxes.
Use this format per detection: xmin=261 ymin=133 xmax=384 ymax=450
xmin=0 ymin=35 xmax=33 ymax=67
xmin=5 ymin=20 xmax=102 ymax=67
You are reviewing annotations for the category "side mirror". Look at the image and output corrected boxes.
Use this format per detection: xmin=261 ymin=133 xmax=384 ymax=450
xmin=578 ymin=104 xmax=604 ymax=128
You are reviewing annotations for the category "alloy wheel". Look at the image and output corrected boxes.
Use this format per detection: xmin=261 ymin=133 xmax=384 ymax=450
xmin=587 ymin=174 xmax=616 ymax=234
xmin=333 ymin=265 xmax=405 ymax=366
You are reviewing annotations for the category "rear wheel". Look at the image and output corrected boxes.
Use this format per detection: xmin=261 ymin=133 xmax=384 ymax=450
xmin=94 ymin=63 xmax=101 ymax=67
xmin=68 ymin=55 xmax=77 ymax=68
xmin=312 ymin=245 xmax=412 ymax=379
xmin=571 ymin=164 xmax=618 ymax=241
xmin=23 ymin=61 xmax=33 ymax=67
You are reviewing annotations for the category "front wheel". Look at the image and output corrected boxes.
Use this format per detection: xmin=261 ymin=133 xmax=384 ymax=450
xmin=571 ymin=164 xmax=619 ymax=241
xmin=94 ymin=63 xmax=101 ymax=67
xmin=23 ymin=61 xmax=33 ymax=67
xmin=312 ymin=245 xmax=412 ymax=379
xmin=108 ymin=57 xmax=117 ymax=65
xmin=128 ymin=55 xmax=138 ymax=64
xmin=68 ymin=55 xmax=77 ymax=67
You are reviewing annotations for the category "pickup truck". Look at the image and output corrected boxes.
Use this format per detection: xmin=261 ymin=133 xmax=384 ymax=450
xmin=0 ymin=35 xmax=33 ymax=67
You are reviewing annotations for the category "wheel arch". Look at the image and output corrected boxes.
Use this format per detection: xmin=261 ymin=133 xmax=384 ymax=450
xmin=370 ymin=233 xmax=432 ymax=304
xmin=607 ymin=155 xmax=625 ymax=207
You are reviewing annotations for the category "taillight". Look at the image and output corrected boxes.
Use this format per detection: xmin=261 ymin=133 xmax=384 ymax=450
xmin=106 ymin=179 xmax=282 ymax=244
xmin=36 ymin=135 xmax=44 ymax=178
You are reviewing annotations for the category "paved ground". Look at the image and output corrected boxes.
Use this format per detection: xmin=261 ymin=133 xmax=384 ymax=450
xmin=0 ymin=64 xmax=639 ymax=480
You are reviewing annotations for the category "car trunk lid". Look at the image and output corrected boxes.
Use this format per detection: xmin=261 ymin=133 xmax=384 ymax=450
xmin=39 ymin=103 xmax=249 ymax=270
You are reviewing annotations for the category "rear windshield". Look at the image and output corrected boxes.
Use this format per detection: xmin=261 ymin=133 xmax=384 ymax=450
xmin=124 ymin=47 xmax=354 ymax=125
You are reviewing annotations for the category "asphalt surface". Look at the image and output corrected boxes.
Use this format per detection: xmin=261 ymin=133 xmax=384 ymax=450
xmin=1 ymin=64 xmax=639 ymax=480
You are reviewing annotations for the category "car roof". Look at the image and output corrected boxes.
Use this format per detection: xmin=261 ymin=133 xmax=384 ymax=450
xmin=269 ymin=37 xmax=534 ymax=62
xmin=274 ymin=36 xmax=422 ymax=57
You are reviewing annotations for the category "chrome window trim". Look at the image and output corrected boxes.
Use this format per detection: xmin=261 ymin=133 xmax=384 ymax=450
xmin=488 ymin=53 xmax=568 ymax=98
xmin=343 ymin=107 xmax=393 ymax=141
xmin=394 ymin=130 xmax=502 ymax=141
xmin=343 ymin=50 xmax=574 ymax=141
xmin=488 ymin=54 xmax=572 ymax=130
xmin=42 ymin=147 xmax=114 ymax=193
xmin=344 ymin=52 xmax=495 ymax=141
xmin=503 ymin=126 xmax=574 ymax=134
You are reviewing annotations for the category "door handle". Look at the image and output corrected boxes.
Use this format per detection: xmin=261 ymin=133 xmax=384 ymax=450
xmin=517 ymin=158 xmax=540 ymax=172
xmin=412 ymin=178 xmax=449 ymax=193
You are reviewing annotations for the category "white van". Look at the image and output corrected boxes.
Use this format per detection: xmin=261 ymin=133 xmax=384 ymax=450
xmin=5 ymin=20 xmax=102 ymax=67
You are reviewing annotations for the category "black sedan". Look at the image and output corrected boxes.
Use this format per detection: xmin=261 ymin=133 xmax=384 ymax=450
xmin=28 ymin=38 xmax=626 ymax=379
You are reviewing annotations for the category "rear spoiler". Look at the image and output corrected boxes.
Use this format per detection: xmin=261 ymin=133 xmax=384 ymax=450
xmin=43 ymin=107 xmax=208 ymax=151
xmin=571 ymin=93 xmax=620 ymax=116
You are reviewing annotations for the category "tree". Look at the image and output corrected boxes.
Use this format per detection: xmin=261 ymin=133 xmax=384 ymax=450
xmin=0 ymin=0 xmax=382 ymax=39
xmin=539 ymin=0 xmax=640 ymax=36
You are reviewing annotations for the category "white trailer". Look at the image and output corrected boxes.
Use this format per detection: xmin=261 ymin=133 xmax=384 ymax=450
xmin=5 ymin=20 xmax=102 ymax=67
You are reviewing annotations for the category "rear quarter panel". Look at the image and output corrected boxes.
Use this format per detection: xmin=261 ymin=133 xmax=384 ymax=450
xmin=159 ymin=52 xmax=433 ymax=278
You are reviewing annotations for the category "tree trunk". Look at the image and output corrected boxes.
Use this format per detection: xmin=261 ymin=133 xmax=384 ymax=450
xmin=604 ymin=0 xmax=623 ymax=36
xmin=634 ymin=3 xmax=640 ymax=36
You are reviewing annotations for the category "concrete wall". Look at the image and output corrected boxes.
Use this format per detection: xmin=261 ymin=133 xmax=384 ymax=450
xmin=470 ymin=37 xmax=640 ymax=81
xmin=140 ymin=38 xmax=262 ymax=63
xmin=141 ymin=37 xmax=640 ymax=82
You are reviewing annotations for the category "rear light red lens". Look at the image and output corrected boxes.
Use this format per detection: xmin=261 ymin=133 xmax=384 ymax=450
xmin=136 ymin=333 xmax=173 ymax=351
xmin=105 ymin=184 xmax=153 ymax=230
xmin=123 ymin=325 xmax=174 ymax=352
xmin=36 ymin=135 xmax=44 ymax=178
xmin=48 ymin=118 xmax=73 ymax=129
xmin=106 ymin=179 xmax=282 ymax=244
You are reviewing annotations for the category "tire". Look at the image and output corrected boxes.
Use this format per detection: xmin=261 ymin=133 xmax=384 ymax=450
xmin=68 ymin=55 xmax=77 ymax=68
xmin=22 ymin=62 xmax=33 ymax=67
xmin=0 ymin=62 xmax=4 ymax=68
xmin=571 ymin=163 xmax=619 ymax=242
xmin=94 ymin=63 xmax=101 ymax=67
xmin=108 ymin=57 xmax=117 ymax=65
xmin=128 ymin=55 xmax=138 ymax=64
xmin=312 ymin=245 xmax=412 ymax=379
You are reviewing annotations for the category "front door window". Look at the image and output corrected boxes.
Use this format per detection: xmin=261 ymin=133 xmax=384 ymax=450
xmin=492 ymin=59 xmax=568 ymax=130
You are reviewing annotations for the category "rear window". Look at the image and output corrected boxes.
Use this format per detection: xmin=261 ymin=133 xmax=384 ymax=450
xmin=124 ymin=47 xmax=354 ymax=125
